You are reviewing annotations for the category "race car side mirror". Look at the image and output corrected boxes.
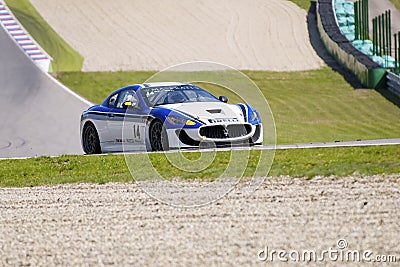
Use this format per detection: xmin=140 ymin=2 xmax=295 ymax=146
xmin=123 ymin=101 xmax=141 ymax=110
xmin=219 ymin=96 xmax=228 ymax=103
xmin=122 ymin=101 xmax=132 ymax=109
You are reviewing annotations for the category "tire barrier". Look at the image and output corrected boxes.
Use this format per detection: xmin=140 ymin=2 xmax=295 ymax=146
xmin=335 ymin=0 xmax=397 ymax=69
xmin=0 ymin=0 xmax=51 ymax=72
xmin=317 ymin=0 xmax=386 ymax=89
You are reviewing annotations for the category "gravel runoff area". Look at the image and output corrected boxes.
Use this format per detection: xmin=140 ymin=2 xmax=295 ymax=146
xmin=29 ymin=0 xmax=324 ymax=71
xmin=1 ymin=175 xmax=399 ymax=265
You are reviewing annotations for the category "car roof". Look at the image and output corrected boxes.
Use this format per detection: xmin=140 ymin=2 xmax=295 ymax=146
xmin=101 ymin=82 xmax=191 ymax=106
xmin=116 ymin=82 xmax=189 ymax=93
xmin=141 ymin=82 xmax=188 ymax=88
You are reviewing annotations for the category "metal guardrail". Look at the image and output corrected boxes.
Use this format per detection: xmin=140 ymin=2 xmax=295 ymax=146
xmin=387 ymin=72 xmax=400 ymax=96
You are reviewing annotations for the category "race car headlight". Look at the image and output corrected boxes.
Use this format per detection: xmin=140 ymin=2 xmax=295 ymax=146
xmin=167 ymin=115 xmax=196 ymax=125
xmin=250 ymin=110 xmax=259 ymax=121
xmin=185 ymin=120 xmax=196 ymax=126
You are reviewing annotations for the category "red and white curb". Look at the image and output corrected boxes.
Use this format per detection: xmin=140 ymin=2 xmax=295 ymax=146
xmin=0 ymin=0 xmax=52 ymax=72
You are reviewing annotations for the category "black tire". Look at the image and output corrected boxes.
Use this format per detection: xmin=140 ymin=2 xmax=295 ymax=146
xmin=82 ymin=123 xmax=102 ymax=154
xmin=149 ymin=120 xmax=169 ymax=151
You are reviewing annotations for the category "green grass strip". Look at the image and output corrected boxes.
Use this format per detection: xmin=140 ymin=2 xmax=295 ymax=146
xmin=0 ymin=146 xmax=399 ymax=187
xmin=58 ymin=68 xmax=400 ymax=144
xmin=288 ymin=0 xmax=313 ymax=10
xmin=4 ymin=0 xmax=83 ymax=72
xmin=390 ymin=0 xmax=400 ymax=11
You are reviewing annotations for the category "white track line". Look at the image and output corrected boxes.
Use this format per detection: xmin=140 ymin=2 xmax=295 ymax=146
xmin=1 ymin=138 xmax=399 ymax=160
xmin=273 ymin=138 xmax=400 ymax=150
xmin=45 ymin=73 xmax=94 ymax=107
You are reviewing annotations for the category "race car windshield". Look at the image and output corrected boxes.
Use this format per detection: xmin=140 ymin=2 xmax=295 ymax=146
xmin=141 ymin=85 xmax=220 ymax=107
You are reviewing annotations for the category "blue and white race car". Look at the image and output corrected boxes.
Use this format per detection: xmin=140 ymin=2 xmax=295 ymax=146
xmin=80 ymin=82 xmax=263 ymax=154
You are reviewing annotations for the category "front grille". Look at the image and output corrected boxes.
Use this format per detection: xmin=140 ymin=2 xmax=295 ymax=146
xmin=227 ymin=125 xmax=250 ymax=138
xmin=200 ymin=125 xmax=225 ymax=139
xmin=199 ymin=124 xmax=251 ymax=139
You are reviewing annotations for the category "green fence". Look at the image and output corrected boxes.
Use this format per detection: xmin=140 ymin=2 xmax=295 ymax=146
xmin=318 ymin=1 xmax=385 ymax=89
xmin=354 ymin=0 xmax=369 ymax=40
xmin=395 ymin=32 xmax=400 ymax=74
xmin=372 ymin=10 xmax=395 ymax=68
xmin=337 ymin=0 xmax=398 ymax=70
xmin=319 ymin=0 xmax=400 ymax=89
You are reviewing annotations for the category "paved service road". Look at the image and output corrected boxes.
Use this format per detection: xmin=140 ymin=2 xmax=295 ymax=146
xmin=0 ymin=26 xmax=90 ymax=158
xmin=29 ymin=0 xmax=324 ymax=71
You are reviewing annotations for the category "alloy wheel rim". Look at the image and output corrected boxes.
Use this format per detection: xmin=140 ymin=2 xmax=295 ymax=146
xmin=151 ymin=122 xmax=163 ymax=150
xmin=85 ymin=127 xmax=96 ymax=153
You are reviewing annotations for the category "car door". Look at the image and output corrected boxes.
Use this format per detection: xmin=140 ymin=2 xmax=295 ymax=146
xmin=107 ymin=89 xmax=146 ymax=151
xmin=96 ymin=92 xmax=119 ymax=150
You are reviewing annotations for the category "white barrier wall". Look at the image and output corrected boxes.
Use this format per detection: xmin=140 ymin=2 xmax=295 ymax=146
xmin=0 ymin=1 xmax=52 ymax=72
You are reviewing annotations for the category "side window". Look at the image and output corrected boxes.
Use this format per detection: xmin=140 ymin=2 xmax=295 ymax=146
xmin=108 ymin=93 xmax=118 ymax=108
xmin=116 ymin=90 xmax=140 ymax=109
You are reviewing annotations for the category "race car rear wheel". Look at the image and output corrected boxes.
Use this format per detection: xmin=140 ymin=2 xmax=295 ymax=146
xmin=82 ymin=123 xmax=101 ymax=154
xmin=149 ymin=120 xmax=169 ymax=151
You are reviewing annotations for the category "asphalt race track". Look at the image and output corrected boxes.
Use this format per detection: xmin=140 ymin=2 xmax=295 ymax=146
xmin=0 ymin=3 xmax=399 ymax=265
xmin=1 ymin=14 xmax=399 ymax=159
xmin=1 ymin=0 xmax=399 ymax=159
xmin=0 ymin=26 xmax=90 ymax=158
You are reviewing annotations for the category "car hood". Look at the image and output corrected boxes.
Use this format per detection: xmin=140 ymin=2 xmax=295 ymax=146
xmin=161 ymin=102 xmax=245 ymax=124
xmin=159 ymin=102 xmax=244 ymax=124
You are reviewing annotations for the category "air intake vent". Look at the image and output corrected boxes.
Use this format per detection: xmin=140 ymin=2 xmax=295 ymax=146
xmin=206 ymin=109 xmax=222 ymax=114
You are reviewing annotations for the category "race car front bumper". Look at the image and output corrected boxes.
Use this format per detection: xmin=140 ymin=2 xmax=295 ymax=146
xmin=166 ymin=123 xmax=263 ymax=148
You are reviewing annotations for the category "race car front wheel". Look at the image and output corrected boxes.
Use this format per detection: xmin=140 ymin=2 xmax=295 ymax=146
xmin=82 ymin=123 xmax=101 ymax=154
xmin=149 ymin=120 xmax=169 ymax=151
